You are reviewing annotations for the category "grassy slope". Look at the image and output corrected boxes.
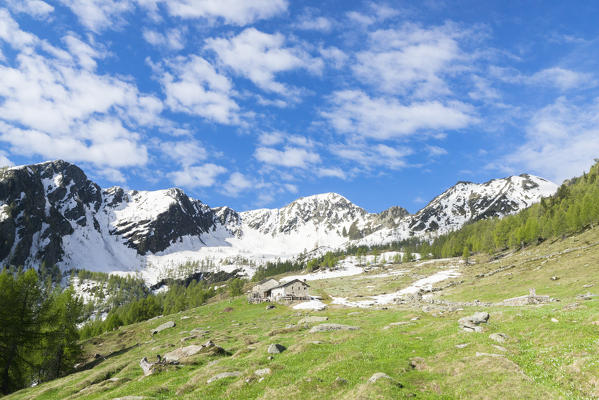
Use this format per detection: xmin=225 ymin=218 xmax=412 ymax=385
xmin=9 ymin=227 xmax=599 ymax=400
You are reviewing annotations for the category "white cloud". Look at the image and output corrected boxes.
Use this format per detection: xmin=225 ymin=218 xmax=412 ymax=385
xmin=163 ymin=0 xmax=287 ymax=25
xmin=319 ymin=46 xmax=348 ymax=69
xmin=294 ymin=13 xmax=333 ymax=32
xmin=5 ymin=0 xmax=54 ymax=19
xmin=529 ymin=67 xmax=595 ymax=91
xmin=64 ymin=34 xmax=105 ymax=70
xmin=0 ymin=11 xmax=163 ymax=169
xmin=353 ymin=23 xmax=466 ymax=97
xmin=284 ymin=183 xmax=298 ymax=193
xmin=143 ymin=29 xmax=185 ymax=51
xmin=162 ymin=140 xmax=208 ymax=167
xmin=0 ymin=9 xmax=36 ymax=48
xmin=254 ymin=146 xmax=320 ymax=168
xmin=0 ymin=150 xmax=13 ymax=167
xmin=499 ymin=97 xmax=599 ymax=183
xmin=58 ymin=0 xmax=135 ymax=32
xmin=222 ymin=172 xmax=253 ymax=196
xmin=169 ymin=163 xmax=227 ymax=188
xmin=426 ymin=145 xmax=447 ymax=157
xmin=322 ymin=90 xmax=474 ymax=140
xmin=206 ymin=28 xmax=322 ymax=95
xmin=317 ymin=167 xmax=346 ymax=179
xmin=156 ymin=55 xmax=240 ymax=124
xmin=258 ymin=131 xmax=284 ymax=146
xmin=491 ymin=66 xmax=595 ymax=91
xmin=331 ymin=143 xmax=411 ymax=170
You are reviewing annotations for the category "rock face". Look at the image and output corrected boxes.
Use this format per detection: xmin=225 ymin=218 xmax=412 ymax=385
xmin=309 ymin=323 xmax=360 ymax=333
xmin=0 ymin=160 xmax=557 ymax=283
xmin=458 ymin=312 xmax=490 ymax=332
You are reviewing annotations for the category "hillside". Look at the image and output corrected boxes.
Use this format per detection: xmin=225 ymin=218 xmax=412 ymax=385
xmin=0 ymin=161 xmax=556 ymax=284
xmin=9 ymin=224 xmax=599 ymax=399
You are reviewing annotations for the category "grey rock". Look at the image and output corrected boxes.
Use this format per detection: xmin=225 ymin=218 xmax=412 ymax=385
xmin=334 ymin=377 xmax=348 ymax=385
xmin=489 ymin=333 xmax=509 ymax=343
xmin=207 ymin=371 xmax=242 ymax=384
xmin=139 ymin=357 xmax=156 ymax=376
xmin=163 ymin=345 xmax=203 ymax=362
xmin=309 ymin=323 xmax=360 ymax=333
xmin=298 ymin=316 xmax=328 ymax=324
xmin=267 ymin=343 xmax=286 ymax=354
xmin=367 ymin=372 xmax=401 ymax=387
xmin=266 ymin=305 xmax=276 ymax=310
xmin=255 ymin=368 xmax=272 ymax=376
xmin=458 ymin=312 xmax=489 ymax=332
xmin=151 ymin=321 xmax=175 ymax=335
xmin=455 ymin=343 xmax=469 ymax=349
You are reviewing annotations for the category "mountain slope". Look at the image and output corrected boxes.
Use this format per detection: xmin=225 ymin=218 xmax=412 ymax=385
xmin=0 ymin=161 xmax=557 ymax=283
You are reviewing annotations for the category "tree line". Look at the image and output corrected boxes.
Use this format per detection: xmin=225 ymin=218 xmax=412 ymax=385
xmin=0 ymin=268 xmax=83 ymax=395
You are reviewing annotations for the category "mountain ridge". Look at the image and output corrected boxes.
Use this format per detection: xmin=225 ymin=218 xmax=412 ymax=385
xmin=0 ymin=160 xmax=558 ymax=283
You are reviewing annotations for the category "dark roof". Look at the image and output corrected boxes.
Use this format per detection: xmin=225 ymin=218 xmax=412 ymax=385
xmin=271 ymin=279 xmax=310 ymax=290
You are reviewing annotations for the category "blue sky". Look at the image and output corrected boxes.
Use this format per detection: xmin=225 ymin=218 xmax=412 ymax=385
xmin=1 ymin=1 xmax=599 ymax=213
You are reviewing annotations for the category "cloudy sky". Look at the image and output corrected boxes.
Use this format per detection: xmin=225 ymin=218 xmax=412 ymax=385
xmin=1 ymin=0 xmax=599 ymax=212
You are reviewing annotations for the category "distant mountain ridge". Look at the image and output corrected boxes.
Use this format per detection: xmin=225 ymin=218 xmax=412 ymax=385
xmin=0 ymin=161 xmax=558 ymax=283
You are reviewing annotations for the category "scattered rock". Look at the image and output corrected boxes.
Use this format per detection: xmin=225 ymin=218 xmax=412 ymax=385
xmin=190 ymin=329 xmax=209 ymax=336
xmin=309 ymin=323 xmax=360 ymax=333
xmin=500 ymin=289 xmax=552 ymax=306
xmin=334 ymin=377 xmax=348 ymax=386
xmin=476 ymin=352 xmax=504 ymax=358
xmin=383 ymin=321 xmax=410 ymax=330
xmin=493 ymin=345 xmax=507 ymax=352
xmin=368 ymin=372 xmax=402 ymax=387
xmin=266 ymin=305 xmax=275 ymax=310
xmin=181 ymin=316 xmax=190 ymax=320
xmin=180 ymin=335 xmax=198 ymax=343
xmin=577 ymin=292 xmax=597 ymax=301
xmin=93 ymin=353 xmax=102 ymax=359
xmin=410 ymin=317 xmax=420 ymax=321
xmin=489 ymin=333 xmax=509 ymax=343
xmin=583 ymin=284 xmax=594 ymax=288
xmin=455 ymin=343 xmax=469 ymax=349
xmin=207 ymin=371 xmax=241 ymax=384
xmin=267 ymin=343 xmax=286 ymax=354
xmin=551 ymin=276 xmax=560 ymax=281
xmin=551 ymin=318 xmax=559 ymax=323
xmin=458 ymin=312 xmax=489 ymax=332
xmin=151 ymin=321 xmax=175 ymax=335
xmin=255 ymin=368 xmax=271 ymax=376
xmin=164 ymin=345 xmax=203 ymax=362
xmin=309 ymin=340 xmax=324 ymax=345
xmin=298 ymin=316 xmax=328 ymax=324
xmin=139 ymin=357 xmax=172 ymax=376
xmin=409 ymin=357 xmax=426 ymax=371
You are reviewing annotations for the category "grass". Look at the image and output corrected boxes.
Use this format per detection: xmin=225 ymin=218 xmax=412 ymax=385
xmin=8 ymin=227 xmax=599 ymax=399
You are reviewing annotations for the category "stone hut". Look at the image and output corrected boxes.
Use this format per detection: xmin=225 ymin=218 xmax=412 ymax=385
xmin=248 ymin=278 xmax=280 ymax=302
xmin=270 ymin=279 xmax=310 ymax=301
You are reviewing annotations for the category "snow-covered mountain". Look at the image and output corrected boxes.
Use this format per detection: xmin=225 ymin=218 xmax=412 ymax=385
xmin=0 ymin=160 xmax=558 ymax=284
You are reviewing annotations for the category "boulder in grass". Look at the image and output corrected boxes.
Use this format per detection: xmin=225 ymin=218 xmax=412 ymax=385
xmin=267 ymin=343 xmax=286 ymax=354
xmin=458 ymin=312 xmax=489 ymax=333
xmin=309 ymin=323 xmax=359 ymax=333
xmin=207 ymin=371 xmax=241 ymax=384
xmin=151 ymin=321 xmax=175 ymax=335
xmin=489 ymin=333 xmax=509 ymax=343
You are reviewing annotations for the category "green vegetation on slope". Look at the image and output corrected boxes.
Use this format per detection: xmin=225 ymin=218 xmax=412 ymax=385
xmin=0 ymin=268 xmax=83 ymax=395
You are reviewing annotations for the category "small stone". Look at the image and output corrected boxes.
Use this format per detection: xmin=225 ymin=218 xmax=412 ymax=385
xmin=266 ymin=305 xmax=275 ymax=310
xmin=298 ymin=316 xmax=328 ymax=324
xmin=458 ymin=312 xmax=489 ymax=333
xmin=181 ymin=316 xmax=190 ymax=320
xmin=583 ymin=284 xmax=594 ymax=288
xmin=207 ymin=371 xmax=241 ymax=384
xmin=489 ymin=333 xmax=509 ymax=343
xmin=151 ymin=321 xmax=175 ymax=335
xmin=476 ymin=352 xmax=504 ymax=358
xmin=551 ymin=276 xmax=560 ymax=281
xmin=334 ymin=377 xmax=348 ymax=385
xmin=255 ymin=368 xmax=271 ymax=376
xmin=309 ymin=323 xmax=360 ymax=333
xmin=493 ymin=345 xmax=507 ymax=352
xmin=410 ymin=317 xmax=420 ymax=321
xmin=455 ymin=343 xmax=469 ymax=349
xmin=268 ymin=343 xmax=286 ymax=354
xmin=368 ymin=372 xmax=402 ymax=387
xmin=551 ymin=318 xmax=559 ymax=323
xmin=409 ymin=357 xmax=426 ymax=371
